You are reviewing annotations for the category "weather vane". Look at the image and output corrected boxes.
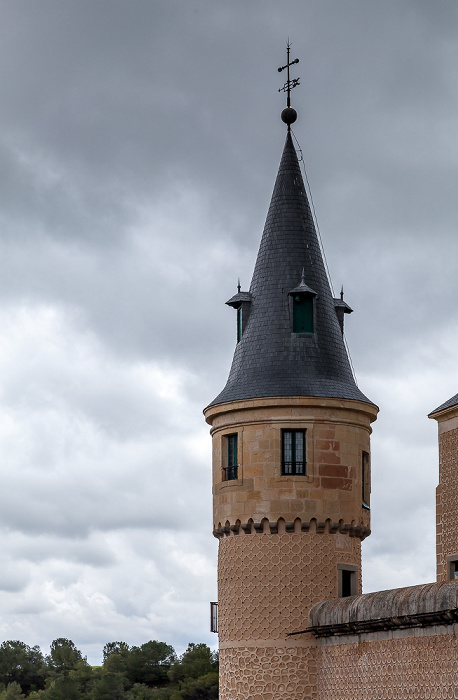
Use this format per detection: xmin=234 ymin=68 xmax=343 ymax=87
xmin=278 ymin=41 xmax=300 ymax=128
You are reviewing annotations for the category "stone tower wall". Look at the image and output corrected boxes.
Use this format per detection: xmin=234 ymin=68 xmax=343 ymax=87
xmin=315 ymin=626 xmax=458 ymax=699
xmin=435 ymin=414 xmax=458 ymax=581
xmin=218 ymin=531 xmax=360 ymax=700
xmin=204 ymin=396 xmax=377 ymax=700
xmin=207 ymin=397 xmax=376 ymax=537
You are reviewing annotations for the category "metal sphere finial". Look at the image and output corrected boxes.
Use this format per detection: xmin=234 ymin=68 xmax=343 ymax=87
xmin=281 ymin=107 xmax=297 ymax=126
xmin=278 ymin=42 xmax=300 ymax=127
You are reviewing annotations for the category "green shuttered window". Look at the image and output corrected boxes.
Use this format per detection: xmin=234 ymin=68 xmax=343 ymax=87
xmin=293 ymin=295 xmax=313 ymax=333
xmin=225 ymin=434 xmax=238 ymax=481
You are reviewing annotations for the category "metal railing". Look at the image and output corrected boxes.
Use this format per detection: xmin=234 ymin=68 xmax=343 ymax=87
xmin=282 ymin=461 xmax=305 ymax=475
xmin=223 ymin=465 xmax=238 ymax=481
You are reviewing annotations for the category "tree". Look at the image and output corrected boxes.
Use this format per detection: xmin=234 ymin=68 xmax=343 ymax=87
xmin=169 ymin=645 xmax=218 ymax=684
xmin=126 ymin=684 xmax=159 ymax=699
xmin=126 ymin=642 xmax=176 ymax=687
xmin=69 ymin=660 xmax=94 ymax=698
xmin=90 ymin=672 xmax=126 ymax=700
xmin=0 ymin=641 xmax=47 ymax=694
xmin=47 ymin=639 xmax=86 ymax=677
xmin=102 ymin=643 xmax=130 ymax=676
xmin=44 ymin=676 xmax=81 ymax=700
xmin=0 ymin=682 xmax=25 ymax=700
xmin=177 ymin=672 xmax=218 ymax=700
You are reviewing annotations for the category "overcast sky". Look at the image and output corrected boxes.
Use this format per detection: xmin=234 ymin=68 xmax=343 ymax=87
xmin=0 ymin=0 xmax=457 ymax=664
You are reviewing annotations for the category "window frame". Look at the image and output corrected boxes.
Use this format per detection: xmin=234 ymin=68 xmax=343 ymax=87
xmin=210 ymin=602 xmax=218 ymax=633
xmin=282 ymin=429 xmax=306 ymax=476
xmin=447 ymin=555 xmax=458 ymax=581
xmin=236 ymin=307 xmax=242 ymax=343
xmin=292 ymin=293 xmax=314 ymax=333
xmin=223 ymin=433 xmax=238 ymax=481
xmin=362 ymin=450 xmax=370 ymax=510
xmin=337 ymin=564 xmax=358 ymax=597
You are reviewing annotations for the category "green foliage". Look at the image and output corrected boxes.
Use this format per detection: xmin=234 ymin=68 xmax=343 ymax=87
xmin=46 ymin=640 xmax=86 ymax=678
xmin=0 ymin=682 xmax=25 ymax=699
xmin=0 ymin=639 xmax=217 ymax=699
xmin=177 ymin=672 xmax=218 ymax=700
xmin=90 ymin=672 xmax=126 ymax=700
xmin=125 ymin=641 xmax=176 ymax=687
xmin=102 ymin=643 xmax=130 ymax=676
xmin=68 ymin=660 xmax=94 ymax=698
xmin=44 ymin=676 xmax=81 ymax=700
xmin=0 ymin=641 xmax=47 ymax=694
xmin=169 ymin=645 xmax=218 ymax=684
xmin=126 ymin=684 xmax=167 ymax=699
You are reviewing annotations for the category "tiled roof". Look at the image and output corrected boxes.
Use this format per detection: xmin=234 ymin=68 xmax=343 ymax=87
xmin=429 ymin=392 xmax=458 ymax=416
xmin=208 ymin=131 xmax=374 ymax=407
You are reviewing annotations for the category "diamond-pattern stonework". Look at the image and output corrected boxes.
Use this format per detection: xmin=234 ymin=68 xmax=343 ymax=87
xmin=437 ymin=427 xmax=458 ymax=580
xmin=318 ymin=634 xmax=458 ymax=698
xmin=218 ymin=531 xmax=360 ymax=700
xmin=218 ymin=533 xmax=360 ymax=641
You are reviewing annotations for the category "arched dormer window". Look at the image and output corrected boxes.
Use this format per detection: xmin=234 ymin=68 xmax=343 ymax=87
xmin=288 ymin=270 xmax=317 ymax=334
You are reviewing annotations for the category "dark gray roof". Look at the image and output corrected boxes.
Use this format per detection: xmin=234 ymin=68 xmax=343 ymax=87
xmin=305 ymin=581 xmax=458 ymax=638
xmin=209 ymin=131 xmax=374 ymax=407
xmin=429 ymin=392 xmax=458 ymax=416
xmin=333 ymin=298 xmax=353 ymax=313
xmin=226 ymin=291 xmax=252 ymax=307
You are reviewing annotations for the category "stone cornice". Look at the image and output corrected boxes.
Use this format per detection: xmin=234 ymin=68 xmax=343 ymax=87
xmin=204 ymin=395 xmax=379 ymax=426
xmin=213 ymin=517 xmax=370 ymax=541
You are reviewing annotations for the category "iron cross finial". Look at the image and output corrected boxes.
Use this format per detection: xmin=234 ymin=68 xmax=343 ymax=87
xmin=278 ymin=41 xmax=300 ymax=109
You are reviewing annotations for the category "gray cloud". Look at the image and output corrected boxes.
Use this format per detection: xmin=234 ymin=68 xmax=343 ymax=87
xmin=0 ymin=0 xmax=454 ymax=664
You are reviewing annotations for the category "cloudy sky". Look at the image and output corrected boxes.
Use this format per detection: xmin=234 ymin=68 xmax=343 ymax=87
xmin=0 ymin=0 xmax=457 ymax=664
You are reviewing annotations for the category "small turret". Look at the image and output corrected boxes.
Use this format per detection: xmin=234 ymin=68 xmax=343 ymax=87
xmin=333 ymin=287 xmax=353 ymax=335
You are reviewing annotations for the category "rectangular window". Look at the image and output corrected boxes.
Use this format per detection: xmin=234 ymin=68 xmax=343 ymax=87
xmin=282 ymin=430 xmax=305 ymax=475
xmin=224 ymin=434 xmax=238 ymax=481
xmin=447 ymin=555 xmax=458 ymax=581
xmin=237 ymin=307 xmax=242 ymax=343
xmin=210 ymin=602 xmax=218 ymax=633
xmin=362 ymin=451 xmax=370 ymax=509
xmin=293 ymin=295 xmax=314 ymax=333
xmin=337 ymin=564 xmax=358 ymax=597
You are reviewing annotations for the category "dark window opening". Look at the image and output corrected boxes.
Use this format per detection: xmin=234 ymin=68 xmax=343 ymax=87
xmin=338 ymin=564 xmax=358 ymax=597
xmin=447 ymin=556 xmax=458 ymax=581
xmin=341 ymin=570 xmax=353 ymax=597
xmin=237 ymin=307 xmax=242 ymax=343
xmin=362 ymin=451 xmax=370 ymax=509
xmin=282 ymin=430 xmax=305 ymax=475
xmin=224 ymin=434 xmax=238 ymax=481
xmin=293 ymin=295 xmax=313 ymax=333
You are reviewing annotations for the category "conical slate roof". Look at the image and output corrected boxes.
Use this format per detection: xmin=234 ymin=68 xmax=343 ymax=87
xmin=209 ymin=131 xmax=373 ymax=407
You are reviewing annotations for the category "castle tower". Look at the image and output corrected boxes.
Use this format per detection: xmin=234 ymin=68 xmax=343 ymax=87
xmin=429 ymin=393 xmax=458 ymax=582
xmin=204 ymin=60 xmax=378 ymax=700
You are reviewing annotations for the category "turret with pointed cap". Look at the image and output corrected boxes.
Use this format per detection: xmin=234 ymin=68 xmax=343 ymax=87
xmin=204 ymin=54 xmax=378 ymax=700
xmin=209 ymin=130 xmax=373 ymax=407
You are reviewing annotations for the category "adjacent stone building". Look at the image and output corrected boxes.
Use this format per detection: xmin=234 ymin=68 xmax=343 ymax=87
xmin=204 ymin=99 xmax=458 ymax=698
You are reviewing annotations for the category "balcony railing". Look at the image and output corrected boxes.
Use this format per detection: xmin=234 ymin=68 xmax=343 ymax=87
xmin=223 ymin=465 xmax=238 ymax=481
xmin=282 ymin=461 xmax=305 ymax=475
